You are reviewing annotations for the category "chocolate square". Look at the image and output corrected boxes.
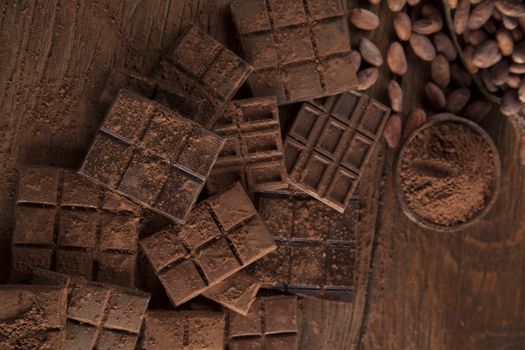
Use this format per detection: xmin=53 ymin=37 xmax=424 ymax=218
xmin=208 ymin=183 xmax=255 ymax=230
xmin=11 ymin=246 xmax=53 ymax=280
xmin=269 ymin=0 xmax=307 ymax=27
xmin=57 ymin=210 xmax=98 ymax=248
xmin=253 ymin=243 xmax=290 ymax=285
xmin=61 ymin=171 xmax=100 ymax=208
xmin=326 ymin=246 xmax=355 ymax=287
xmin=230 ymin=0 xmax=271 ymax=35
xmin=258 ymin=196 xmax=293 ymax=239
xmin=96 ymin=252 xmax=136 ymax=287
xmin=99 ymin=214 xmax=139 ymax=251
xmin=307 ymin=0 xmax=345 ymax=19
xmin=247 ymin=69 xmax=287 ymax=102
xmin=144 ymin=311 xmax=185 ymax=349
xmin=265 ymin=334 xmax=298 ymax=350
xmin=194 ymin=238 xmax=240 ymax=283
xmin=230 ymin=338 xmax=264 ymax=350
xmin=17 ymin=166 xmax=59 ymax=204
xmin=227 ymin=217 xmax=275 ymax=264
xmin=141 ymin=112 xmax=190 ymax=162
xmin=55 ymin=249 xmax=94 ymax=279
xmin=203 ymin=272 xmax=261 ymax=315
xmin=206 ymin=166 xmax=247 ymax=194
xmin=312 ymin=19 xmax=351 ymax=56
xmin=97 ymin=329 xmax=138 ymax=350
xmin=275 ymin=26 xmax=314 ymax=64
xmin=177 ymin=128 xmax=225 ymax=177
xmin=65 ymin=321 xmax=98 ymax=350
xmin=186 ymin=312 xmax=225 ymax=350
xmin=68 ymin=284 xmax=111 ymax=325
xmin=140 ymin=229 xmax=188 ymax=272
xmin=158 ymin=260 xmax=207 ymax=305
xmin=241 ymin=33 xmax=278 ymax=69
xmin=229 ymin=299 xmax=262 ymax=337
xmin=263 ymin=297 xmax=298 ymax=334
xmin=290 ymin=245 xmax=326 ymax=286
xmin=13 ymin=206 xmax=55 ymax=245
xmin=105 ymin=290 xmax=149 ymax=332
xmin=283 ymin=62 xmax=323 ymax=102
xmin=178 ymin=206 xmax=222 ymax=250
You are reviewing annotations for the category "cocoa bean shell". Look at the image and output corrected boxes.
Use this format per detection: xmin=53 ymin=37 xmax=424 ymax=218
xmin=463 ymin=100 xmax=492 ymax=124
xmin=394 ymin=12 xmax=412 ymax=41
xmin=357 ymin=68 xmax=380 ymax=90
xmin=403 ymin=108 xmax=428 ymax=138
xmin=467 ymin=0 xmax=494 ymax=30
xmin=454 ymin=0 xmax=471 ymax=34
xmin=350 ymin=8 xmax=380 ymax=31
xmin=359 ymin=38 xmax=384 ymax=67
xmin=450 ymin=63 xmax=473 ymax=86
xmin=383 ymin=114 xmax=402 ymax=148
xmin=388 ymin=80 xmax=404 ymax=113
xmin=424 ymin=82 xmax=447 ymax=110
xmin=472 ymin=40 xmax=502 ymax=68
xmin=387 ymin=0 xmax=407 ymax=12
xmin=431 ymin=55 xmax=451 ymax=88
xmin=409 ymin=33 xmax=437 ymax=61
xmin=433 ymin=33 xmax=458 ymax=61
xmin=387 ymin=42 xmax=408 ymax=76
xmin=446 ymin=87 xmax=471 ymax=113
xmin=494 ymin=0 xmax=525 ymax=17
xmin=496 ymin=29 xmax=514 ymax=56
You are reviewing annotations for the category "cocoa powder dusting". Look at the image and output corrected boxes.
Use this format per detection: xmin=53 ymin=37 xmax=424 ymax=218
xmin=399 ymin=121 xmax=497 ymax=226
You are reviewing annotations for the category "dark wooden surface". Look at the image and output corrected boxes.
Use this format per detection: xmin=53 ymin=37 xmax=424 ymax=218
xmin=0 ymin=1 xmax=524 ymax=349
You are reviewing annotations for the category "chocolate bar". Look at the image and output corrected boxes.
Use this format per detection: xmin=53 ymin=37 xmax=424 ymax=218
xmin=228 ymin=296 xmax=298 ymax=350
xmin=230 ymin=0 xmax=357 ymax=105
xmin=251 ymin=192 xmax=359 ymax=301
xmin=33 ymin=269 xmax=150 ymax=350
xmin=152 ymin=25 xmax=252 ymax=127
xmin=207 ymin=97 xmax=288 ymax=194
xmin=79 ymin=88 xmax=224 ymax=224
xmin=203 ymin=271 xmax=261 ymax=315
xmin=11 ymin=165 xmax=140 ymax=286
xmin=140 ymin=183 xmax=276 ymax=306
xmin=284 ymin=91 xmax=390 ymax=212
xmin=144 ymin=311 xmax=225 ymax=350
xmin=0 ymin=284 xmax=68 ymax=349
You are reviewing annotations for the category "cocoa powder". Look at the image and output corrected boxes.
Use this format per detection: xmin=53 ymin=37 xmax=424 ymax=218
xmin=398 ymin=119 xmax=498 ymax=227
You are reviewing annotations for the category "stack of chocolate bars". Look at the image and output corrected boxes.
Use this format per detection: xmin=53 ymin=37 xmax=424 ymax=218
xmin=2 ymin=1 xmax=390 ymax=349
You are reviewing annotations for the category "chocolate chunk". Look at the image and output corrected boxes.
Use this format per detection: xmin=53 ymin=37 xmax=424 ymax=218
xmin=252 ymin=192 xmax=358 ymax=301
xmin=203 ymin=271 xmax=261 ymax=315
xmin=80 ymin=88 xmax=224 ymax=223
xmin=207 ymin=97 xmax=288 ymax=194
xmin=144 ymin=311 xmax=225 ymax=350
xmin=32 ymin=270 xmax=150 ymax=350
xmin=152 ymin=25 xmax=252 ymax=127
xmin=230 ymin=0 xmax=357 ymax=105
xmin=140 ymin=183 xmax=276 ymax=306
xmin=11 ymin=166 xmax=140 ymax=287
xmin=228 ymin=296 xmax=298 ymax=349
xmin=284 ymin=91 xmax=390 ymax=212
xmin=0 ymin=284 xmax=68 ymax=349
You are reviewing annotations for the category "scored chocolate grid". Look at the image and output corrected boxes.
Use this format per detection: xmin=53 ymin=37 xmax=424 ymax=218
xmin=231 ymin=0 xmax=354 ymax=104
xmin=208 ymin=97 xmax=288 ymax=193
xmin=11 ymin=166 xmax=138 ymax=286
xmin=285 ymin=91 xmax=390 ymax=213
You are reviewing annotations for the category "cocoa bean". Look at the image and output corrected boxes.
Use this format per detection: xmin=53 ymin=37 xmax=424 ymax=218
xmin=492 ymin=8 xmax=503 ymax=21
xmin=431 ymin=55 xmax=451 ymax=88
xmin=425 ymin=82 xmax=447 ymax=110
xmin=454 ymin=0 xmax=470 ymax=34
xmin=509 ymin=63 xmax=525 ymax=73
xmin=388 ymin=80 xmax=404 ymax=113
xmin=463 ymin=100 xmax=492 ymax=123
xmin=394 ymin=12 xmax=412 ymax=41
xmin=448 ymin=0 xmax=458 ymax=10
xmin=500 ymin=90 xmax=521 ymax=116
xmin=446 ymin=87 xmax=471 ymax=113
xmin=503 ymin=16 xmax=518 ymax=30
xmin=407 ymin=0 xmax=420 ymax=6
xmin=511 ymin=28 xmax=524 ymax=42
xmin=463 ymin=46 xmax=480 ymax=73
xmin=472 ymin=40 xmax=502 ymax=68
xmin=518 ymin=78 xmax=525 ymax=102
xmin=368 ymin=0 xmax=381 ymax=4
xmin=383 ymin=114 xmax=402 ymax=148
xmin=512 ymin=41 xmax=525 ymax=63
xmin=481 ymin=68 xmax=499 ymax=92
xmin=403 ymin=108 xmax=428 ymax=138
xmin=349 ymin=50 xmax=362 ymax=72
xmin=357 ymin=68 xmax=380 ymax=90
xmin=433 ymin=33 xmax=458 ymax=61
xmin=420 ymin=4 xmax=443 ymax=29
xmin=451 ymin=63 xmax=473 ymax=86
xmin=413 ymin=19 xmax=442 ymax=35
xmin=494 ymin=0 xmax=525 ymax=17
xmin=490 ymin=60 xmax=509 ymax=86
xmin=483 ymin=19 xmax=498 ymax=34
xmin=496 ymin=29 xmax=514 ymax=56
xmin=359 ymin=38 xmax=383 ymax=67
xmin=464 ymin=29 xmax=489 ymax=46
xmin=507 ymin=74 xmax=521 ymax=88
xmin=409 ymin=33 xmax=437 ymax=61
xmin=467 ymin=0 xmax=494 ymax=30
xmin=350 ymin=8 xmax=380 ymax=31
xmin=387 ymin=42 xmax=408 ymax=76
xmin=387 ymin=0 xmax=407 ymax=12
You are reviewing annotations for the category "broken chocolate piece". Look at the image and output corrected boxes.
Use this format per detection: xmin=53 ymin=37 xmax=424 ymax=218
xmin=144 ymin=311 xmax=225 ymax=350
xmin=230 ymin=0 xmax=357 ymax=105
xmin=228 ymin=296 xmax=298 ymax=350
xmin=11 ymin=166 xmax=140 ymax=287
xmin=0 ymin=284 xmax=68 ymax=349
xmin=140 ymin=183 xmax=276 ymax=306
xmin=284 ymin=91 xmax=390 ymax=212
xmin=203 ymin=271 xmax=261 ymax=315
xmin=252 ymin=192 xmax=358 ymax=301
xmin=207 ymin=97 xmax=288 ymax=194
xmin=152 ymin=25 xmax=253 ymax=127
xmin=79 ymin=88 xmax=224 ymax=223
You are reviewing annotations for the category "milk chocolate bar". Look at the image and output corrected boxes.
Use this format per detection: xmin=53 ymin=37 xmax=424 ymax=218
xmin=228 ymin=296 xmax=298 ymax=350
xmin=80 ymin=88 xmax=224 ymax=224
xmin=284 ymin=91 xmax=390 ymax=212
xmin=140 ymin=183 xmax=276 ymax=306
xmin=230 ymin=0 xmax=357 ymax=105
xmin=207 ymin=97 xmax=287 ymax=194
xmin=203 ymin=271 xmax=261 ymax=315
xmin=0 ymin=284 xmax=68 ymax=349
xmin=144 ymin=311 xmax=225 ymax=350
xmin=33 ymin=269 xmax=150 ymax=350
xmin=252 ymin=192 xmax=359 ymax=301
xmin=152 ymin=25 xmax=252 ymax=127
xmin=11 ymin=165 xmax=140 ymax=286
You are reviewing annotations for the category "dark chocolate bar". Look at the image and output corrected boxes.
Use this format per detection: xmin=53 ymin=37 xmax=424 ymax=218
xmin=33 ymin=269 xmax=150 ymax=350
xmin=230 ymin=0 xmax=357 ymax=105
xmin=79 ymin=88 xmax=224 ymax=224
xmin=284 ymin=91 xmax=390 ymax=212
xmin=228 ymin=296 xmax=298 ymax=350
xmin=11 ymin=165 xmax=140 ymax=286
xmin=251 ymin=192 xmax=359 ymax=301
xmin=144 ymin=311 xmax=225 ymax=350
xmin=207 ymin=97 xmax=288 ymax=194
xmin=0 ymin=284 xmax=68 ymax=349
xmin=140 ymin=183 xmax=276 ymax=306
xmin=152 ymin=25 xmax=253 ymax=127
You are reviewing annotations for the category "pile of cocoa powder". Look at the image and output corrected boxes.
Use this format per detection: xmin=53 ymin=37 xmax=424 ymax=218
xmin=398 ymin=120 xmax=497 ymax=226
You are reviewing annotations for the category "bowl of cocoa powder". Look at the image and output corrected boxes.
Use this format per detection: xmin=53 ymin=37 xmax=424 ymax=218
xmin=396 ymin=114 xmax=501 ymax=231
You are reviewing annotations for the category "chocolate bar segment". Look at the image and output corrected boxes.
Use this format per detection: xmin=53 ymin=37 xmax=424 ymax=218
xmin=284 ymin=91 xmax=390 ymax=212
xmin=80 ymin=88 xmax=224 ymax=223
xmin=140 ymin=183 xmax=276 ymax=306
xmin=228 ymin=296 xmax=298 ymax=349
xmin=231 ymin=0 xmax=356 ymax=105
xmin=11 ymin=166 xmax=140 ymax=287
xmin=144 ymin=311 xmax=225 ymax=350
xmin=0 ymin=284 xmax=67 ymax=349
xmin=207 ymin=97 xmax=288 ymax=194
xmin=152 ymin=25 xmax=252 ymax=127
xmin=252 ymin=192 xmax=358 ymax=301
xmin=32 ymin=269 xmax=150 ymax=350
